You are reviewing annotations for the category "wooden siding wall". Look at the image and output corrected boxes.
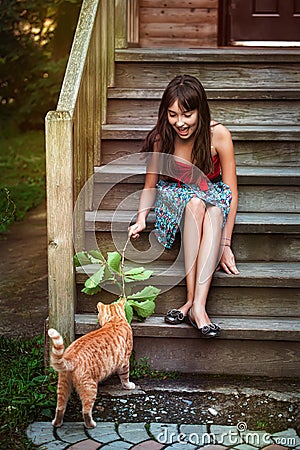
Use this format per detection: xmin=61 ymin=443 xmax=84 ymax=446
xmin=139 ymin=0 xmax=218 ymax=48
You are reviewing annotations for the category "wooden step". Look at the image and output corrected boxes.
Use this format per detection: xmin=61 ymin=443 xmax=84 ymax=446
xmin=93 ymin=183 xmax=299 ymax=213
xmin=76 ymin=261 xmax=300 ymax=288
xmin=115 ymin=48 xmax=300 ymax=63
xmin=85 ymin=210 xmax=300 ymax=234
xmin=114 ymin=49 xmax=300 ymax=90
xmin=115 ymin=64 xmax=300 ymax=91
xmin=77 ymin=283 xmax=300 ymax=318
xmin=92 ymin=164 xmax=300 ymax=214
xmin=106 ymin=97 xmax=299 ymax=126
xmin=101 ymin=139 xmax=300 ymax=167
xmin=107 ymin=87 xmax=300 ymax=100
xmin=74 ymin=314 xmax=300 ymax=377
xmin=101 ymin=123 xmax=300 ymax=141
xmin=86 ymin=230 xmax=300 ymax=263
xmin=84 ymin=207 xmax=300 ymax=263
xmin=75 ymin=314 xmax=300 ymax=342
xmin=94 ymin=164 xmax=300 ymax=185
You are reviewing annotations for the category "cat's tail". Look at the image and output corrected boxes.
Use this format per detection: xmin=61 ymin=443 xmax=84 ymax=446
xmin=48 ymin=328 xmax=73 ymax=372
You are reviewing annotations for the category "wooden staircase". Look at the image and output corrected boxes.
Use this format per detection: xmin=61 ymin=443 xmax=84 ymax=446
xmin=74 ymin=49 xmax=300 ymax=377
xmin=45 ymin=1 xmax=300 ymax=377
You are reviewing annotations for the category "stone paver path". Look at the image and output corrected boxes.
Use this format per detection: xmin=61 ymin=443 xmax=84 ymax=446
xmin=26 ymin=422 xmax=300 ymax=449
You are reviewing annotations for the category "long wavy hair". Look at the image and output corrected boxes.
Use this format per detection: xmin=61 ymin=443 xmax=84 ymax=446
xmin=142 ymin=75 xmax=213 ymax=174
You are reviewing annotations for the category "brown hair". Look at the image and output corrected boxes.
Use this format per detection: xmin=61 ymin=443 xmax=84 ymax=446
xmin=142 ymin=75 xmax=213 ymax=174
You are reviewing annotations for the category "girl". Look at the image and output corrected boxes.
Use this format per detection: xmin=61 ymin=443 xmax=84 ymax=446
xmin=128 ymin=75 xmax=239 ymax=338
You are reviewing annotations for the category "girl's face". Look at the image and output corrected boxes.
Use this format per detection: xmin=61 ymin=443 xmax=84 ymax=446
xmin=167 ymin=100 xmax=198 ymax=141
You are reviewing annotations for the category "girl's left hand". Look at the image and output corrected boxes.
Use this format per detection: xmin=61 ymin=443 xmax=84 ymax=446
xmin=217 ymin=246 xmax=239 ymax=275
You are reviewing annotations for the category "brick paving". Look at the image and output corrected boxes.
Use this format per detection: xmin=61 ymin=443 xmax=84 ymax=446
xmin=26 ymin=422 xmax=300 ymax=449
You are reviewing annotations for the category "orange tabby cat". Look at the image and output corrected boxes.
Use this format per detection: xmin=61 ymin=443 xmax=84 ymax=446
xmin=48 ymin=298 xmax=135 ymax=428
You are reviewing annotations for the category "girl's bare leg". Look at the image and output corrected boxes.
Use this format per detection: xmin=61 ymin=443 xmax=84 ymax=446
xmin=177 ymin=198 xmax=206 ymax=316
xmin=189 ymin=206 xmax=223 ymax=328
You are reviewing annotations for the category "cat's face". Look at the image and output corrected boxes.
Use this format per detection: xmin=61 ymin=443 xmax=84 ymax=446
xmin=97 ymin=298 xmax=126 ymax=326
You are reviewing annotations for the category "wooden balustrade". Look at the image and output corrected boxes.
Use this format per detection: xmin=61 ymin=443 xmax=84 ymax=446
xmin=45 ymin=0 xmax=127 ymax=345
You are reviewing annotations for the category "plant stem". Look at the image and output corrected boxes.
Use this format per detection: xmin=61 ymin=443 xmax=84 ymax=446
xmin=121 ymin=236 xmax=131 ymax=300
xmin=0 ymin=188 xmax=16 ymax=225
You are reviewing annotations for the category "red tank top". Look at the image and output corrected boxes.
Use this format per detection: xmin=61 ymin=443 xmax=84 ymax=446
xmin=207 ymin=154 xmax=221 ymax=181
xmin=168 ymin=155 xmax=221 ymax=190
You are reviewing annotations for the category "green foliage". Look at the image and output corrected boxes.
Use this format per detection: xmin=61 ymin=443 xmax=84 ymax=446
xmin=0 ymin=0 xmax=81 ymax=130
xmin=256 ymin=420 xmax=269 ymax=430
xmin=0 ymin=335 xmax=57 ymax=449
xmin=75 ymin=248 xmax=161 ymax=323
xmin=0 ymin=188 xmax=16 ymax=227
xmin=0 ymin=131 xmax=45 ymax=232
xmin=129 ymin=353 xmax=179 ymax=380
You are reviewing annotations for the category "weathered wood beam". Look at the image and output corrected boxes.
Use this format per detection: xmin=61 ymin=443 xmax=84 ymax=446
xmin=46 ymin=111 xmax=76 ymax=346
xmin=115 ymin=0 xmax=128 ymax=48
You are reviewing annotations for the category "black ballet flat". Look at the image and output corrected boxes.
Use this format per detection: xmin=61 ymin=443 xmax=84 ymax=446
xmin=210 ymin=322 xmax=221 ymax=332
xmin=165 ymin=309 xmax=185 ymax=325
xmin=186 ymin=312 xmax=220 ymax=338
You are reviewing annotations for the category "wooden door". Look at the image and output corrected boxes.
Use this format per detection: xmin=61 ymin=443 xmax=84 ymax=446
xmin=220 ymin=0 xmax=300 ymax=46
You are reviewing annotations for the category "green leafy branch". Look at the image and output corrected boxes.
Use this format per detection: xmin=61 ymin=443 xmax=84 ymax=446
xmin=74 ymin=238 xmax=160 ymax=324
xmin=0 ymin=188 xmax=16 ymax=226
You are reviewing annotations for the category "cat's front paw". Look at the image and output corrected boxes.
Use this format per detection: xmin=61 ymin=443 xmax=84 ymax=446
xmin=122 ymin=381 xmax=136 ymax=390
xmin=84 ymin=413 xmax=96 ymax=428
xmin=52 ymin=418 xmax=63 ymax=428
xmin=52 ymin=410 xmax=64 ymax=428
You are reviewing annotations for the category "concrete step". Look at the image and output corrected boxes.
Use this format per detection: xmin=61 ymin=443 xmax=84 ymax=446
xmin=74 ymin=313 xmax=300 ymax=376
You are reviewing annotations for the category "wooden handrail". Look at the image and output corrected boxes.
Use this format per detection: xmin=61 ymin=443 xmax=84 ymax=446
xmin=57 ymin=0 xmax=99 ymax=114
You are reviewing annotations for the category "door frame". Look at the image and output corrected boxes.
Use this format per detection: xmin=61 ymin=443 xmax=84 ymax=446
xmin=219 ymin=0 xmax=300 ymax=47
xmin=218 ymin=0 xmax=230 ymax=46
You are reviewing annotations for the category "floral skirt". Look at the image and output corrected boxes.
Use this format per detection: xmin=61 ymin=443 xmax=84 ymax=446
xmin=154 ymin=179 xmax=232 ymax=249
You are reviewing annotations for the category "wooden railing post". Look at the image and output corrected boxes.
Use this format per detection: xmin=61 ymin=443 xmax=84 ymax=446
xmin=127 ymin=0 xmax=139 ymax=46
xmin=115 ymin=0 xmax=128 ymax=48
xmin=107 ymin=0 xmax=115 ymax=87
xmin=46 ymin=111 xmax=75 ymax=346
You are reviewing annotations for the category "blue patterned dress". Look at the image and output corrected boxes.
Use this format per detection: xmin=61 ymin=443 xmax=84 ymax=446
xmin=154 ymin=158 xmax=232 ymax=249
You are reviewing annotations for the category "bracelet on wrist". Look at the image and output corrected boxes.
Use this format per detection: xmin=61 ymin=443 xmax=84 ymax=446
xmin=222 ymin=238 xmax=231 ymax=245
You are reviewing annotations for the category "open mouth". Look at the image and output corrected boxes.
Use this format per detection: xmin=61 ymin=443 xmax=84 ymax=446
xmin=176 ymin=126 xmax=190 ymax=136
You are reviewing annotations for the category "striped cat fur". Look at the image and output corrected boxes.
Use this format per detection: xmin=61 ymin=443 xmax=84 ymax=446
xmin=48 ymin=298 xmax=135 ymax=428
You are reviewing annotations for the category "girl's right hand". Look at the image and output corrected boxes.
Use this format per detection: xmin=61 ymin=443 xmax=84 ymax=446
xmin=128 ymin=220 xmax=146 ymax=239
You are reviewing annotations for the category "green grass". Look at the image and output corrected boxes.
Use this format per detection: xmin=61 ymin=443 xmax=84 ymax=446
xmin=0 ymin=335 xmax=57 ymax=450
xmin=130 ymin=353 xmax=179 ymax=380
xmin=0 ymin=131 xmax=45 ymax=232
